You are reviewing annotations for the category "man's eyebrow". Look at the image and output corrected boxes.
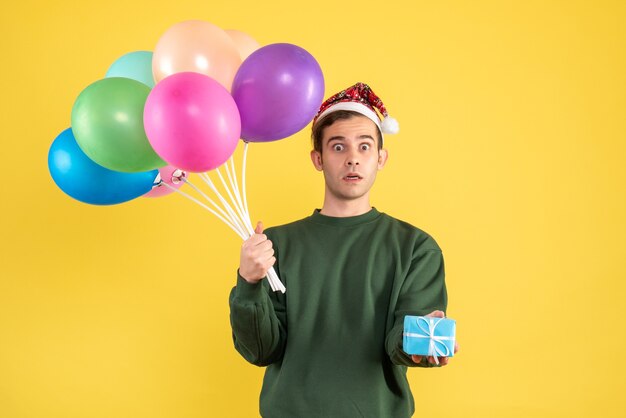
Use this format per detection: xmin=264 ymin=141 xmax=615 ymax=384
xmin=327 ymin=135 xmax=375 ymax=143
xmin=326 ymin=136 xmax=346 ymax=143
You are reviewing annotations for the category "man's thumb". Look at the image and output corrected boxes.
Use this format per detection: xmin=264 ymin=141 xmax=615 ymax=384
xmin=255 ymin=221 xmax=264 ymax=234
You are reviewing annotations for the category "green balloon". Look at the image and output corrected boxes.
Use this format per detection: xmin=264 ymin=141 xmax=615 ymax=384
xmin=71 ymin=77 xmax=166 ymax=172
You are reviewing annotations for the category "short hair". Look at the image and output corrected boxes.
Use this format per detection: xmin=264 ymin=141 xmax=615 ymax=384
xmin=311 ymin=110 xmax=383 ymax=154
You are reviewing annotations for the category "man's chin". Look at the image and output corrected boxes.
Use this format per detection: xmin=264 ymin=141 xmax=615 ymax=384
xmin=332 ymin=189 xmax=368 ymax=201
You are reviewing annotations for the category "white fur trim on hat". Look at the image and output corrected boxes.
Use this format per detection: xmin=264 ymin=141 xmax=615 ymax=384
xmin=314 ymin=102 xmax=383 ymax=132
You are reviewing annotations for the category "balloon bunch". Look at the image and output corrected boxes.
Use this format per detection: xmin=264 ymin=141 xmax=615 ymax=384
xmin=48 ymin=20 xmax=326 ymax=293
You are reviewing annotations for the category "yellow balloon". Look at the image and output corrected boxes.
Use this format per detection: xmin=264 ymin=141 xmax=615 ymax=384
xmin=152 ymin=20 xmax=241 ymax=90
xmin=224 ymin=29 xmax=261 ymax=61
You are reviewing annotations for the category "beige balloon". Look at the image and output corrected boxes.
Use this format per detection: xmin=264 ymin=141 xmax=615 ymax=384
xmin=152 ymin=20 xmax=241 ymax=90
xmin=224 ymin=29 xmax=261 ymax=61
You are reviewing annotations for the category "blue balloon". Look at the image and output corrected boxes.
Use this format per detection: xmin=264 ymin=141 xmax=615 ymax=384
xmin=48 ymin=128 xmax=158 ymax=205
xmin=105 ymin=51 xmax=155 ymax=88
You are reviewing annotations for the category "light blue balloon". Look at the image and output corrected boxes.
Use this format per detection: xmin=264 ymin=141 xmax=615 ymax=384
xmin=48 ymin=128 xmax=158 ymax=205
xmin=105 ymin=51 xmax=155 ymax=88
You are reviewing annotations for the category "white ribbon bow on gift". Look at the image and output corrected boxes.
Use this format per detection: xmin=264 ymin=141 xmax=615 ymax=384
xmin=404 ymin=317 xmax=454 ymax=365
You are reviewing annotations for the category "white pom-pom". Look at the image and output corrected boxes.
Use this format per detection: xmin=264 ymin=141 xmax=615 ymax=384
xmin=381 ymin=116 xmax=399 ymax=134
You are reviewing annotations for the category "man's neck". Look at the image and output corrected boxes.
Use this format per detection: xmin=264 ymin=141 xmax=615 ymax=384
xmin=319 ymin=196 xmax=372 ymax=217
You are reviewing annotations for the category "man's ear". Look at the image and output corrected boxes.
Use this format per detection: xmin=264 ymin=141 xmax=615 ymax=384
xmin=310 ymin=150 xmax=323 ymax=171
xmin=377 ymin=148 xmax=388 ymax=170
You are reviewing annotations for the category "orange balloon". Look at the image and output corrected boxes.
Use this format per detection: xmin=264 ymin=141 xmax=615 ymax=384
xmin=225 ymin=29 xmax=261 ymax=61
xmin=152 ymin=20 xmax=241 ymax=90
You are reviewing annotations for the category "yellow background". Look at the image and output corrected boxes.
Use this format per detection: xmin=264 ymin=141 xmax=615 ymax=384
xmin=1 ymin=0 xmax=625 ymax=417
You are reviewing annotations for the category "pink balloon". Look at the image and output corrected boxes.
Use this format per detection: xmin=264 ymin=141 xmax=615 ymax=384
xmin=144 ymin=72 xmax=241 ymax=173
xmin=144 ymin=165 xmax=186 ymax=198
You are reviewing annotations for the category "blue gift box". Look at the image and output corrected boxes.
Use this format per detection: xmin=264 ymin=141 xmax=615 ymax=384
xmin=403 ymin=316 xmax=456 ymax=360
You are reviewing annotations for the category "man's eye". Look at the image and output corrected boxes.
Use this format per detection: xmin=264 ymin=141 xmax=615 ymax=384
xmin=333 ymin=144 xmax=344 ymax=151
xmin=361 ymin=144 xmax=371 ymax=151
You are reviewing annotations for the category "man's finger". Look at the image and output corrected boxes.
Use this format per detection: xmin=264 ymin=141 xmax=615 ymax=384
xmin=256 ymin=249 xmax=275 ymax=263
xmin=411 ymin=355 xmax=422 ymax=364
xmin=256 ymin=240 xmax=273 ymax=252
xmin=426 ymin=310 xmax=445 ymax=318
xmin=244 ymin=234 xmax=268 ymax=247
xmin=255 ymin=221 xmax=264 ymax=235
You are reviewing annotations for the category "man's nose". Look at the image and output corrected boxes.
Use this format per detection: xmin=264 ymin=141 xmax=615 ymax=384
xmin=346 ymin=154 xmax=360 ymax=166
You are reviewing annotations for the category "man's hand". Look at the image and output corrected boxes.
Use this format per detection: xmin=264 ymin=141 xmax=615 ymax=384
xmin=411 ymin=310 xmax=459 ymax=366
xmin=239 ymin=221 xmax=276 ymax=284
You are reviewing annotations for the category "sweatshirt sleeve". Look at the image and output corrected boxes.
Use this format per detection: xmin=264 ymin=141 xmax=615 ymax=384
xmin=229 ymin=268 xmax=287 ymax=367
xmin=385 ymin=247 xmax=448 ymax=367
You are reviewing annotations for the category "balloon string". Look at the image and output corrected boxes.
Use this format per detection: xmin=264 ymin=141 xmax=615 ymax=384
xmin=198 ymin=172 xmax=250 ymax=237
xmin=201 ymin=167 xmax=281 ymax=292
xmin=180 ymin=177 xmax=236 ymax=228
xmin=162 ymin=142 xmax=285 ymax=293
xmin=223 ymin=155 xmax=282 ymax=292
xmin=161 ymin=182 xmax=246 ymax=239
xmin=235 ymin=150 xmax=282 ymax=292
xmin=236 ymin=144 xmax=284 ymax=292
xmin=226 ymin=156 xmax=252 ymax=231
xmin=217 ymin=165 xmax=254 ymax=236
xmin=182 ymin=177 xmax=246 ymax=238
xmin=242 ymin=142 xmax=250 ymax=222
xmin=199 ymin=172 xmax=249 ymax=236
xmin=265 ymin=269 xmax=282 ymax=293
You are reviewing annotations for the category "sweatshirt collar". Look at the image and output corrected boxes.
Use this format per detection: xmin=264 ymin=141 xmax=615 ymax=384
xmin=309 ymin=207 xmax=381 ymax=227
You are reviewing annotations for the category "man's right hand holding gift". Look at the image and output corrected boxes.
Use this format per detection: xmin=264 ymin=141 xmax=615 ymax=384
xmin=410 ymin=310 xmax=460 ymax=366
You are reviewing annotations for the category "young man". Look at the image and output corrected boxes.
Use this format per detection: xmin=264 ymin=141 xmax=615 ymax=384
xmin=229 ymin=83 xmax=458 ymax=418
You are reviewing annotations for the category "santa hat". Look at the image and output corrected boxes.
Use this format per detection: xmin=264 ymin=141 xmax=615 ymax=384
xmin=312 ymin=82 xmax=399 ymax=140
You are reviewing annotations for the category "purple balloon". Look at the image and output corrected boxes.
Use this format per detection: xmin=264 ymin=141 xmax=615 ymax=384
xmin=232 ymin=43 xmax=325 ymax=142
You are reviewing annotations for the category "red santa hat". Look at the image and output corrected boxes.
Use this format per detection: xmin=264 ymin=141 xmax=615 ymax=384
xmin=312 ymin=82 xmax=399 ymax=141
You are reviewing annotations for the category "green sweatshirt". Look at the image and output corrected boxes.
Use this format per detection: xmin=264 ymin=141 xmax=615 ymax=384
xmin=229 ymin=208 xmax=447 ymax=418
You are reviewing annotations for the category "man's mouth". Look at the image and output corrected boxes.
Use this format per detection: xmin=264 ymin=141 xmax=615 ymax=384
xmin=343 ymin=174 xmax=363 ymax=181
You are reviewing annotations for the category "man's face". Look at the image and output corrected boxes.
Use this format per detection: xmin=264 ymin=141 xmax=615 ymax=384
xmin=310 ymin=116 xmax=388 ymax=202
